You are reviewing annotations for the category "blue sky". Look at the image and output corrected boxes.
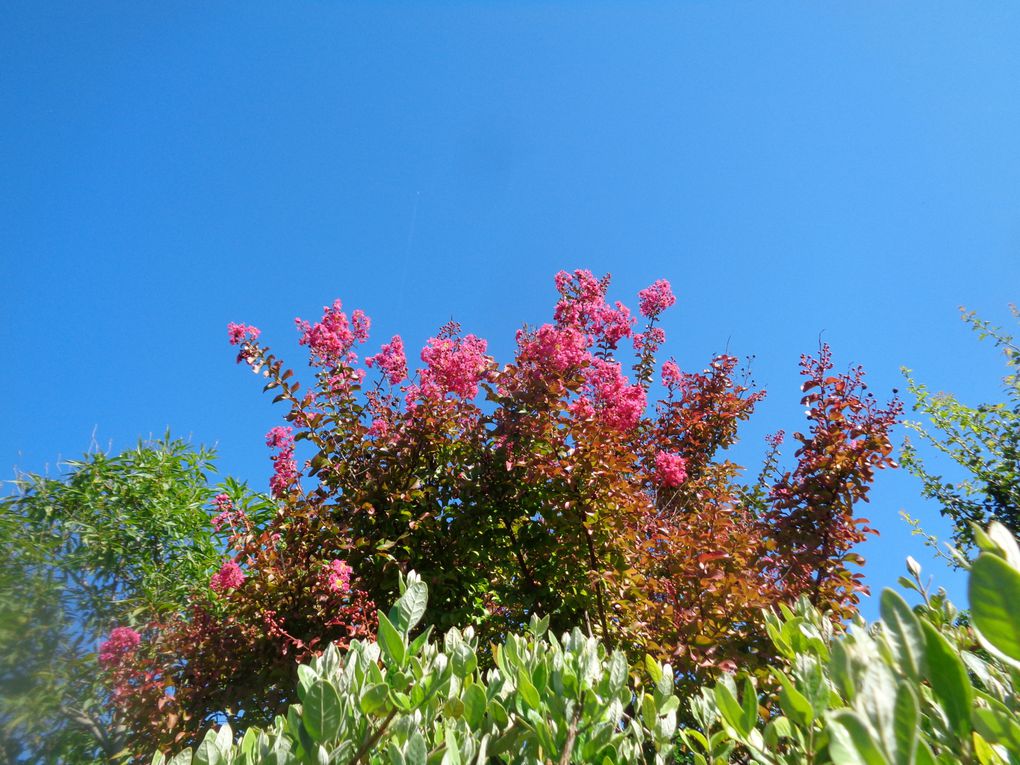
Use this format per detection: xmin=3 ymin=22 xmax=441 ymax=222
xmin=3 ymin=3 xmax=1019 ymax=617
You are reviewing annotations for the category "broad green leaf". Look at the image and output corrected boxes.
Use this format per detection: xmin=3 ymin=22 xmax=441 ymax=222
xmin=973 ymin=706 xmax=1020 ymax=753
xmin=441 ymin=727 xmax=461 ymax=765
xmin=880 ymin=589 xmax=926 ymax=680
xmin=405 ymin=732 xmax=428 ymax=765
xmin=741 ymin=678 xmax=758 ymax=736
xmin=970 ymin=553 xmax=1020 ymax=667
xmin=644 ymin=654 xmax=662 ymax=683
xmin=359 ymin=682 xmax=389 ymax=715
xmin=831 ymin=710 xmax=892 ymax=765
xmin=892 ymin=682 xmax=919 ymax=765
xmin=193 ymin=729 xmax=223 ymax=765
xmin=395 ymin=579 xmax=428 ymax=634
xmin=714 ymin=683 xmax=750 ymax=737
xmin=608 ymin=651 xmax=627 ymax=694
xmin=377 ymin=610 xmax=407 ymax=668
xmin=303 ymin=680 xmax=342 ymax=741
xmin=462 ymin=683 xmax=486 ymax=728
xmin=770 ymin=668 xmax=814 ymax=728
xmin=517 ymin=668 xmax=540 ymax=709
xmin=987 ymin=521 xmax=1020 ymax=569
xmin=920 ymin=620 xmax=973 ymax=741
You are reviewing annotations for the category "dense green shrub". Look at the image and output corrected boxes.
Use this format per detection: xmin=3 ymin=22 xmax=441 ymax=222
xmin=686 ymin=521 xmax=1020 ymax=764
xmin=152 ymin=571 xmax=680 ymax=765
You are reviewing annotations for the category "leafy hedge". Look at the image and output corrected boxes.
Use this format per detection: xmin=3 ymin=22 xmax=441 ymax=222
xmin=152 ymin=572 xmax=679 ymax=765
xmin=155 ymin=523 xmax=1020 ymax=765
xmin=689 ymin=521 xmax=1020 ymax=764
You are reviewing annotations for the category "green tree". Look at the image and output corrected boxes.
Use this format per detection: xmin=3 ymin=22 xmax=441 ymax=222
xmin=0 ymin=436 xmax=237 ymax=763
xmin=902 ymin=306 xmax=1020 ymax=556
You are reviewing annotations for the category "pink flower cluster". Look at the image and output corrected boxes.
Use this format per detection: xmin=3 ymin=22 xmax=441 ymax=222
xmin=98 ymin=626 xmax=141 ymax=667
xmin=266 ymin=426 xmax=298 ymax=498
xmin=210 ymin=492 xmax=238 ymax=532
xmin=324 ymin=559 xmax=352 ymax=593
xmin=661 ymin=360 xmax=684 ymax=388
xmin=637 ymin=280 xmax=676 ymax=318
xmin=553 ymin=270 xmax=635 ymax=350
xmin=295 ymin=300 xmax=370 ymax=366
xmin=765 ymin=430 xmax=786 ymax=448
xmin=633 ymin=327 xmax=666 ymax=355
xmin=586 ymin=359 xmax=647 ymax=431
xmin=210 ymin=559 xmax=245 ymax=592
xmin=227 ymin=323 xmax=261 ymax=346
xmin=365 ymin=335 xmax=408 ymax=385
xmin=516 ymin=324 xmax=589 ymax=376
xmin=414 ymin=333 xmax=492 ymax=401
xmin=654 ymin=451 xmax=688 ymax=488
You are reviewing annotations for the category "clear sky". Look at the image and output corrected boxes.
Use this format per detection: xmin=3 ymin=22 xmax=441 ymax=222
xmin=3 ymin=3 xmax=1019 ymax=617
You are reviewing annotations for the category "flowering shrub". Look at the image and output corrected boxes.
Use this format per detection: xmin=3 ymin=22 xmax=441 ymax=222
xmin=122 ymin=270 xmax=899 ymax=751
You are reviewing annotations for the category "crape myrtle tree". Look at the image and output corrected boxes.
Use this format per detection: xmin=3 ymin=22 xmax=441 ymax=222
xmin=902 ymin=306 xmax=1020 ymax=557
xmin=111 ymin=271 xmax=900 ymax=752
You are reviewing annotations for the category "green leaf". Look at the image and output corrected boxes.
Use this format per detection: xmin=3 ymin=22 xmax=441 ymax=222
xmin=359 ymin=682 xmax=389 ymax=715
xmin=303 ymin=680 xmax=342 ymax=741
xmin=517 ymin=668 xmax=540 ymax=709
xmin=714 ymin=683 xmax=750 ymax=737
xmin=644 ymin=655 xmax=662 ymax=684
xmin=892 ymin=682 xmax=919 ymax=765
xmin=462 ymin=684 xmax=486 ymax=728
xmin=405 ymin=732 xmax=428 ymax=765
xmin=608 ymin=651 xmax=627 ymax=695
xmin=973 ymin=706 xmax=1020 ymax=753
xmin=740 ymin=678 xmax=758 ymax=736
xmin=377 ymin=610 xmax=407 ymax=668
xmin=451 ymin=643 xmax=477 ymax=678
xmin=969 ymin=552 xmax=1020 ymax=667
xmin=193 ymin=729 xmax=223 ymax=765
xmin=441 ymin=727 xmax=461 ymax=765
xmin=880 ymin=589 xmax=926 ymax=681
xmin=770 ymin=668 xmax=814 ymax=728
xmin=395 ymin=579 xmax=428 ymax=634
xmin=830 ymin=711 xmax=891 ymax=765
xmin=920 ymin=620 xmax=973 ymax=741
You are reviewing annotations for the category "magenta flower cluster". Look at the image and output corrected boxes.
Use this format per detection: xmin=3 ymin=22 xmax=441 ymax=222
xmin=516 ymin=324 xmax=588 ymax=376
xmin=210 ymin=493 xmax=237 ymax=532
xmin=654 ymin=451 xmax=688 ymax=488
xmin=227 ymin=323 xmax=260 ymax=346
xmin=98 ymin=626 xmax=141 ymax=667
xmin=295 ymin=300 xmax=369 ymax=366
xmin=325 ymin=559 xmax=353 ymax=593
xmin=265 ymin=426 xmax=297 ymax=498
xmin=553 ymin=270 xmax=636 ymax=350
xmin=365 ymin=335 xmax=408 ymax=385
xmin=413 ymin=334 xmax=492 ymax=401
xmin=637 ymin=279 xmax=676 ymax=318
xmin=584 ymin=358 xmax=648 ymax=431
xmin=210 ymin=559 xmax=245 ymax=592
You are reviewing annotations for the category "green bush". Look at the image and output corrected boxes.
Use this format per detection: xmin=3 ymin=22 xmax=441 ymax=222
xmin=687 ymin=521 xmax=1020 ymax=765
xmin=153 ymin=571 xmax=680 ymax=765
